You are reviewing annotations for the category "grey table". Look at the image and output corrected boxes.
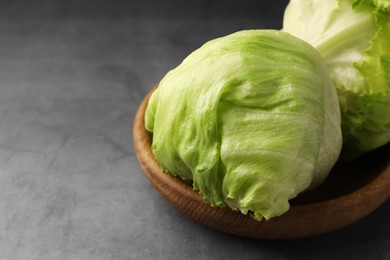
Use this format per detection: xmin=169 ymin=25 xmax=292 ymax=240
xmin=0 ymin=1 xmax=389 ymax=259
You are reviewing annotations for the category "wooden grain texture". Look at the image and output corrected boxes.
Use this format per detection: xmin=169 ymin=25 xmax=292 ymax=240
xmin=133 ymin=87 xmax=390 ymax=240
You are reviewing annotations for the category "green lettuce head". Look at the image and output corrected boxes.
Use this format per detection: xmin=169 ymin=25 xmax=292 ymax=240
xmin=145 ymin=30 xmax=342 ymax=220
xmin=283 ymin=0 xmax=390 ymax=159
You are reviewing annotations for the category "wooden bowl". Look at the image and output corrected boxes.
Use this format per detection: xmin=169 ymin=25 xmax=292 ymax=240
xmin=133 ymin=87 xmax=390 ymax=240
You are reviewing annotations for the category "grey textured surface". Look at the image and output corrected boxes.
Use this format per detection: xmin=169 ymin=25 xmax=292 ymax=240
xmin=0 ymin=0 xmax=389 ymax=259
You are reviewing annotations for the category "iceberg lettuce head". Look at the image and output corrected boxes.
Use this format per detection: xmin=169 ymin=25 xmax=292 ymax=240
xmin=283 ymin=0 xmax=390 ymax=159
xmin=145 ymin=30 xmax=342 ymax=220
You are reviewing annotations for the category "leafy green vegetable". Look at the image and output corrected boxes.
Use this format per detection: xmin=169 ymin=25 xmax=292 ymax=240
xmin=283 ymin=0 xmax=390 ymax=159
xmin=145 ymin=30 xmax=342 ymax=220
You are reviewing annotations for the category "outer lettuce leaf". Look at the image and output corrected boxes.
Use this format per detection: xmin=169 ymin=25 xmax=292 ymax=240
xmin=145 ymin=30 xmax=342 ymax=220
xmin=354 ymin=0 xmax=390 ymax=10
xmin=283 ymin=0 xmax=390 ymax=159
